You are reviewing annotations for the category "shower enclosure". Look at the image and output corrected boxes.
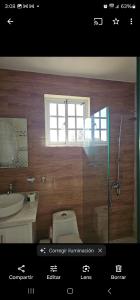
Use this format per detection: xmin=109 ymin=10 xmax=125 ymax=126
xmin=83 ymin=106 xmax=137 ymax=243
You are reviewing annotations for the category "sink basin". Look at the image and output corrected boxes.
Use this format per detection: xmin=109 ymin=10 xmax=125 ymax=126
xmin=0 ymin=193 xmax=24 ymax=219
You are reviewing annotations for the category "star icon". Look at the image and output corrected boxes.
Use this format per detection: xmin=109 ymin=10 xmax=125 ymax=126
xmin=112 ymin=18 xmax=120 ymax=25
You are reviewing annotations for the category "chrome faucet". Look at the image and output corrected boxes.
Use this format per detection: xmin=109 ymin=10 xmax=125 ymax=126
xmin=7 ymin=183 xmax=14 ymax=194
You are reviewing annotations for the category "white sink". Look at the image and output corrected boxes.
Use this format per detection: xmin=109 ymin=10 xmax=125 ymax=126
xmin=0 ymin=193 xmax=24 ymax=219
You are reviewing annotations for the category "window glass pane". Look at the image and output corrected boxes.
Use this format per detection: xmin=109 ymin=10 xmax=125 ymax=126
xmin=50 ymin=117 xmax=57 ymax=128
xmin=101 ymin=107 xmax=107 ymax=117
xmin=68 ymin=117 xmax=75 ymax=128
xmin=50 ymin=130 xmax=57 ymax=142
xmin=68 ymin=130 xmax=75 ymax=142
xmin=85 ymin=130 xmax=92 ymax=140
xmin=58 ymin=104 xmax=65 ymax=116
xmin=101 ymin=119 xmax=107 ymax=129
xmin=76 ymin=104 xmax=84 ymax=116
xmin=101 ymin=130 xmax=107 ymax=141
xmin=94 ymin=111 xmax=99 ymax=118
xmin=94 ymin=118 xmax=100 ymax=129
xmin=77 ymin=130 xmax=84 ymax=141
xmin=50 ymin=103 xmax=57 ymax=115
xmin=85 ymin=118 xmax=91 ymax=129
xmin=94 ymin=130 xmax=100 ymax=139
xmin=58 ymin=130 xmax=65 ymax=142
xmin=68 ymin=104 xmax=75 ymax=116
xmin=77 ymin=118 xmax=84 ymax=128
xmin=58 ymin=117 xmax=65 ymax=129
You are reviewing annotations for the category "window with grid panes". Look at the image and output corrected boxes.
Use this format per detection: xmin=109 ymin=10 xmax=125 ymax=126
xmin=93 ymin=107 xmax=108 ymax=143
xmin=44 ymin=94 xmax=90 ymax=146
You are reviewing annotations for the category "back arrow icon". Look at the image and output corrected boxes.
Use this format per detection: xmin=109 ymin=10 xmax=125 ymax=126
xmin=7 ymin=18 xmax=14 ymax=25
xmin=108 ymin=288 xmax=112 ymax=295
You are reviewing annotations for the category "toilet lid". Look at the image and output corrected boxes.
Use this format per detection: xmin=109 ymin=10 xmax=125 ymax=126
xmin=56 ymin=234 xmax=82 ymax=243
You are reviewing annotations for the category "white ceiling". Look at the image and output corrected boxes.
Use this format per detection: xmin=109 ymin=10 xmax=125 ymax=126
xmin=0 ymin=57 xmax=136 ymax=82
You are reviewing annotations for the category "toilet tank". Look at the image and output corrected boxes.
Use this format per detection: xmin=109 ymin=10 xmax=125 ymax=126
xmin=52 ymin=210 xmax=79 ymax=243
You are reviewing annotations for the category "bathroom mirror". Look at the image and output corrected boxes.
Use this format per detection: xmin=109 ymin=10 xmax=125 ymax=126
xmin=0 ymin=118 xmax=28 ymax=168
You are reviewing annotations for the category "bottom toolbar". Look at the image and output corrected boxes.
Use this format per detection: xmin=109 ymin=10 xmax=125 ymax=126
xmin=0 ymin=244 xmax=139 ymax=297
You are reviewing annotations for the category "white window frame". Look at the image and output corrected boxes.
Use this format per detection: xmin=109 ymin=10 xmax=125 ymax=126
xmin=44 ymin=94 xmax=90 ymax=146
xmin=93 ymin=109 xmax=108 ymax=145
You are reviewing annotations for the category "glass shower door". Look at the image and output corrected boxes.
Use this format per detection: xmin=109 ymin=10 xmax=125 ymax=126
xmin=82 ymin=107 xmax=110 ymax=243
xmin=108 ymin=112 xmax=136 ymax=243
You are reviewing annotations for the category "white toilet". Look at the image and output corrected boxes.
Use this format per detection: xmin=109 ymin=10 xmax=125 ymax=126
xmin=52 ymin=210 xmax=82 ymax=243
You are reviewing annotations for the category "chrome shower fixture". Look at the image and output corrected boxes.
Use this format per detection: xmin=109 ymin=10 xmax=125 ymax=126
xmin=111 ymin=181 xmax=120 ymax=197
